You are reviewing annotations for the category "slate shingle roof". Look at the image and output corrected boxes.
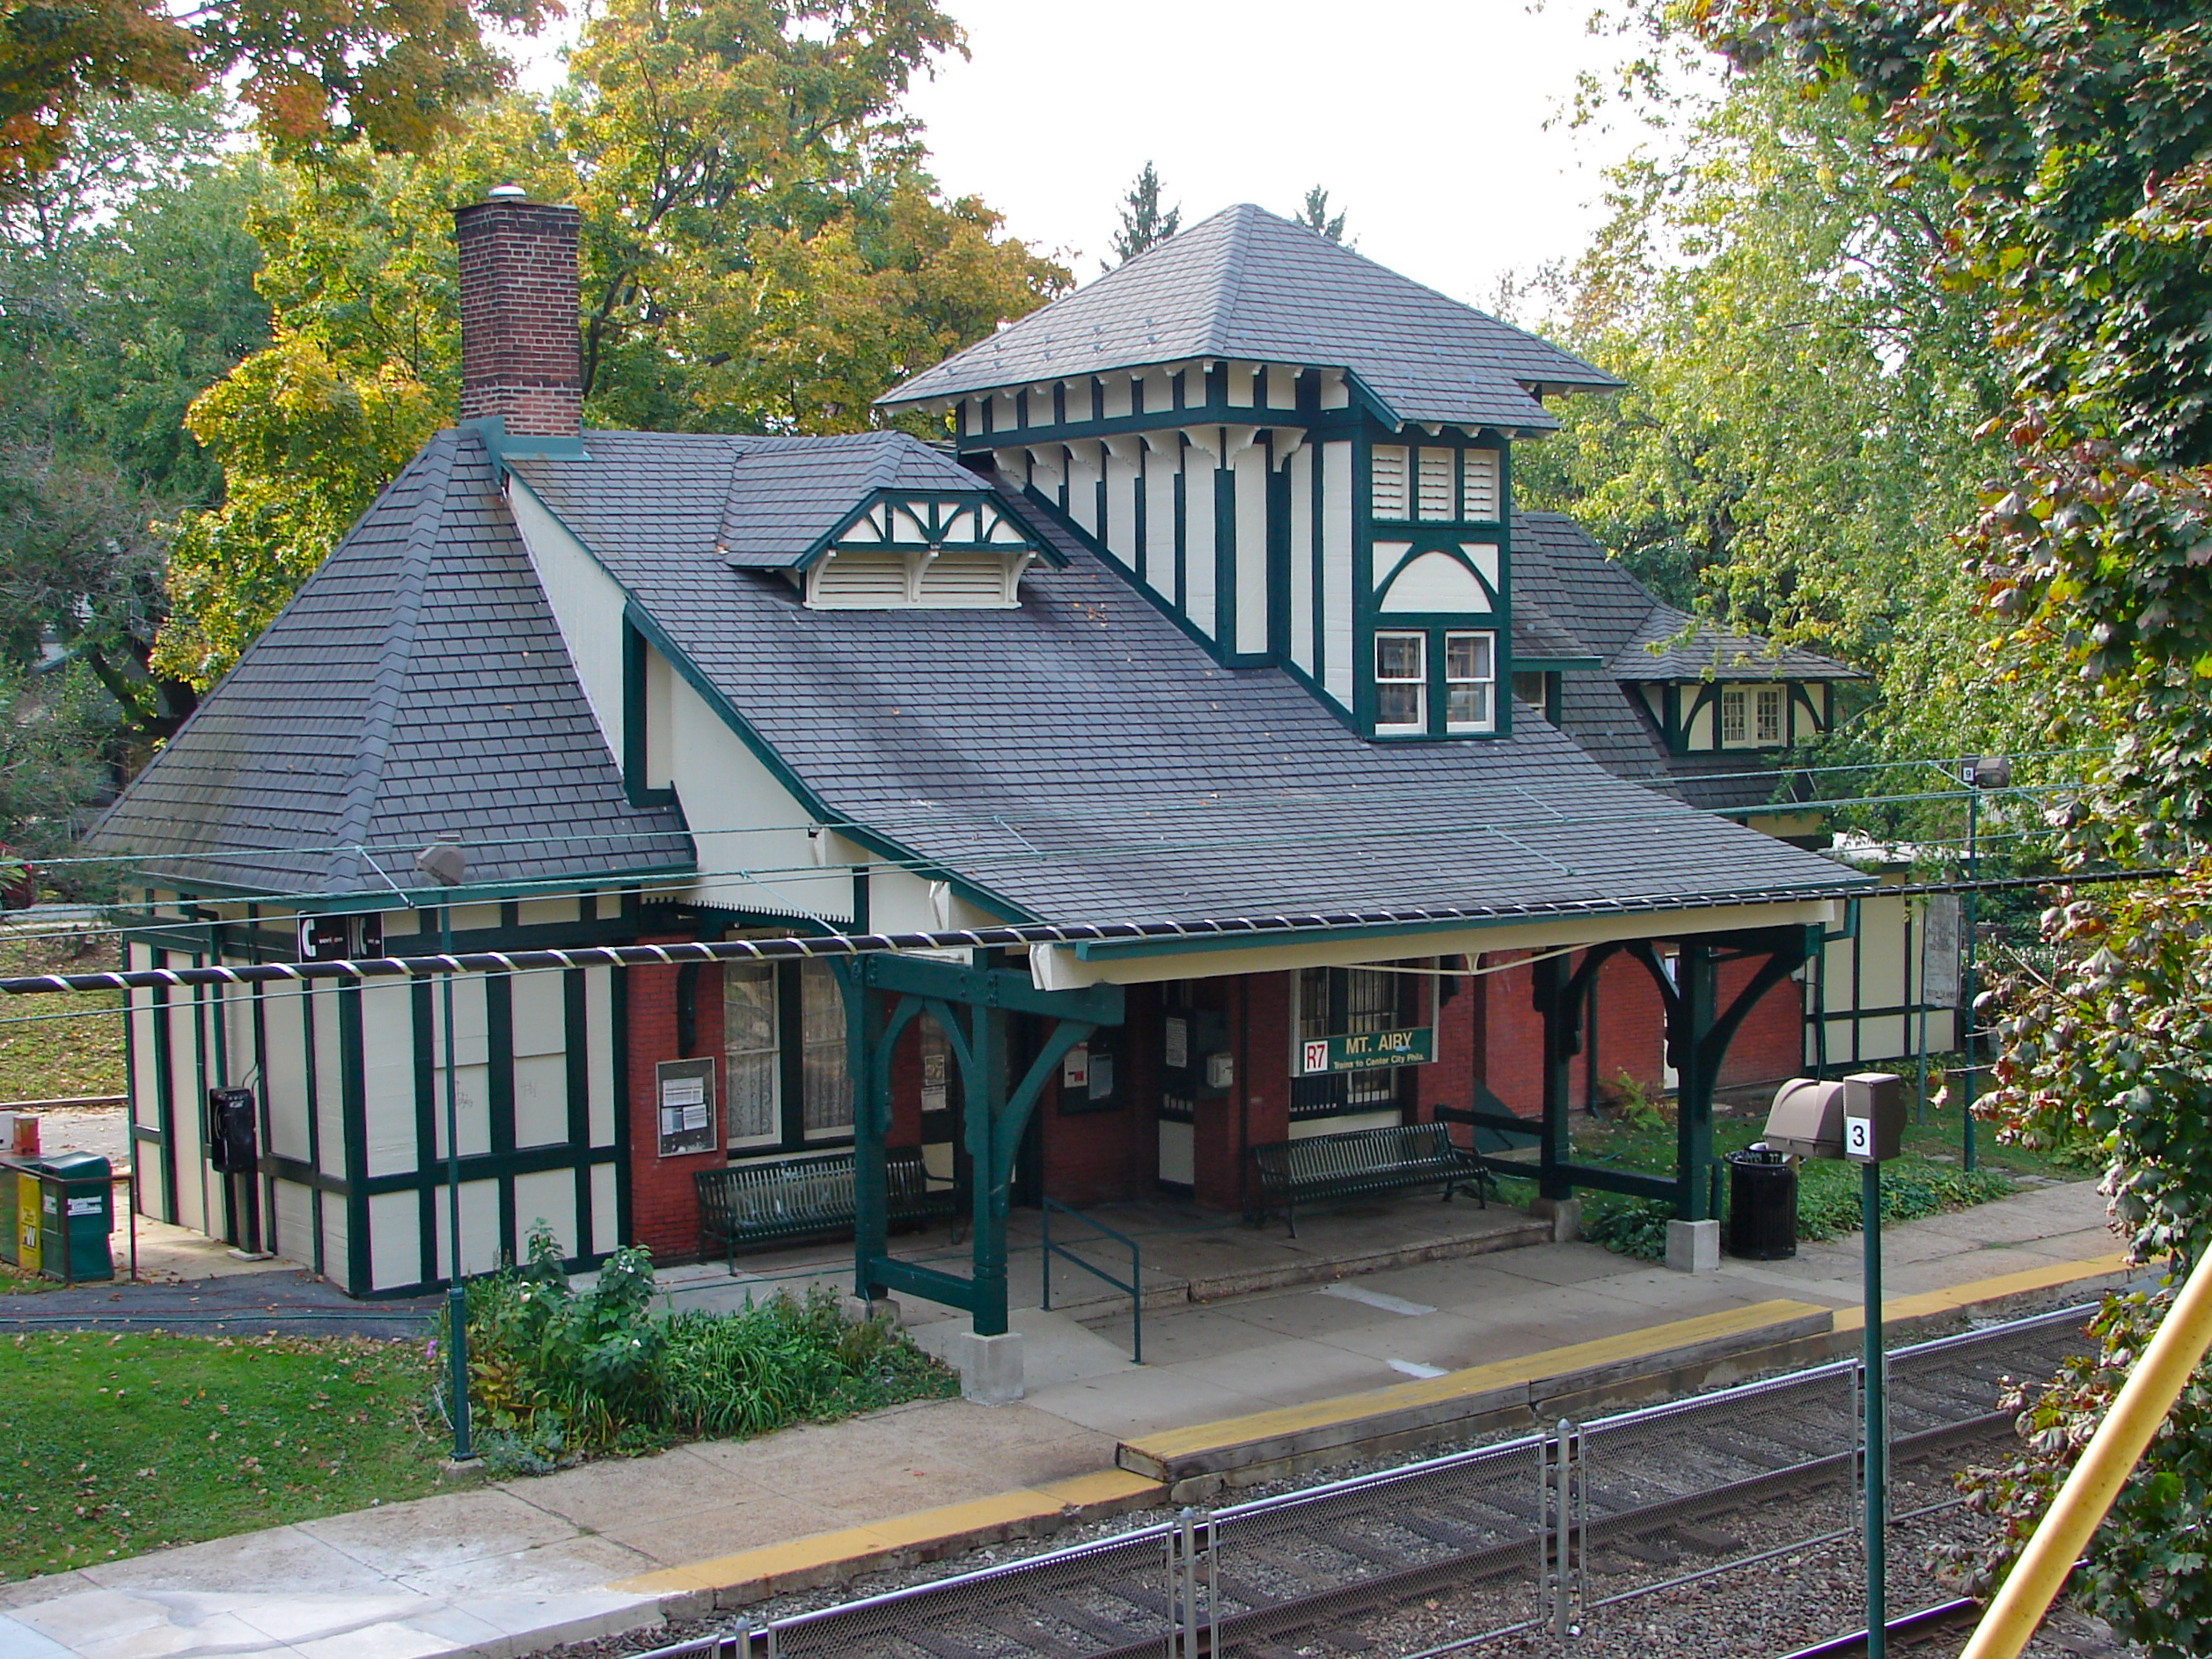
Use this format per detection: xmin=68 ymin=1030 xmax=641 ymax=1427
xmin=880 ymin=205 xmax=1622 ymax=434
xmin=516 ymin=429 xmax=1003 ymax=570
xmin=85 ymin=429 xmax=692 ymax=897
xmin=1511 ymin=512 xmax=1864 ymax=815
xmin=502 ymin=435 xmax=1859 ymax=926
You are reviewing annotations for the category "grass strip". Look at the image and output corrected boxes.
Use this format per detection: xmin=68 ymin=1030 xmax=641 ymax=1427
xmin=0 ymin=1331 xmax=438 ymax=1582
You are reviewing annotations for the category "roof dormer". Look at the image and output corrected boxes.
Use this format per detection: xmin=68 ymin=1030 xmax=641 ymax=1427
xmin=801 ymin=489 xmax=1050 ymax=609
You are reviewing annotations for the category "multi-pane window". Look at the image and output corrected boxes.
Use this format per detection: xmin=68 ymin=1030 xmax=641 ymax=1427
xmin=1373 ymin=632 xmax=1426 ymax=731
xmin=723 ymin=965 xmax=780 ymax=1146
xmin=1720 ymin=688 xmax=1748 ymax=745
xmin=798 ymin=959 xmax=853 ymax=1137
xmin=721 ymin=959 xmax=852 ymax=1153
xmin=1445 ymin=631 xmax=1495 ymax=733
xmin=1756 ymin=686 xmax=1784 ymax=745
xmin=1294 ymin=965 xmax=1422 ymax=1114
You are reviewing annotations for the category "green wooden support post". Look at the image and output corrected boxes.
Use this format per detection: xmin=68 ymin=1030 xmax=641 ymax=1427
xmin=1535 ymin=953 xmax=1573 ymax=1202
xmin=966 ymin=1002 xmax=1011 ymax=1338
xmin=843 ymin=966 xmax=890 ymax=1301
xmin=1674 ymin=942 xmax=1719 ymax=1221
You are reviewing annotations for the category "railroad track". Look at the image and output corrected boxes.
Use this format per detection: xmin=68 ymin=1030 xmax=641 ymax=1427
xmin=654 ymin=1307 xmax=2091 ymax=1659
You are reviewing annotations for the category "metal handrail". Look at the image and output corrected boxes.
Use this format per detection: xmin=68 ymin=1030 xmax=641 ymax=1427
xmin=1039 ymin=1195 xmax=1144 ymax=1363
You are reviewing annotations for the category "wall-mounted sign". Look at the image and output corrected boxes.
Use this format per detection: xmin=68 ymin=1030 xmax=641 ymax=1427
xmin=1920 ymin=893 xmax=1961 ymax=1009
xmin=1061 ymin=1044 xmax=1090 ymax=1092
xmin=1300 ymin=1027 xmax=1434 ymax=1075
xmin=655 ymin=1057 xmax=716 ymax=1156
xmin=1163 ymin=1017 xmax=1190 ymax=1072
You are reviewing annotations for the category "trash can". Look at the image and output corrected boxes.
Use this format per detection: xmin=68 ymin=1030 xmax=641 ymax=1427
xmin=5 ymin=1160 xmax=38 ymax=1272
xmin=1725 ymin=1143 xmax=1798 ymax=1260
xmin=32 ymin=1154 xmax=114 ymax=1283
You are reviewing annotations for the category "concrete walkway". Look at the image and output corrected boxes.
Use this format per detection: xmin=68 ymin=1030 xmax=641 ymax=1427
xmin=0 ymin=1180 xmax=2132 ymax=1659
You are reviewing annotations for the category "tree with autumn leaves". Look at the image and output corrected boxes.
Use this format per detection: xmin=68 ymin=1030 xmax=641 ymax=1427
xmin=149 ymin=0 xmax=1066 ymax=688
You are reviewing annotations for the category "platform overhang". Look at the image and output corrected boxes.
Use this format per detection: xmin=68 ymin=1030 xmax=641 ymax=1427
xmin=1028 ymin=897 xmax=1845 ymax=990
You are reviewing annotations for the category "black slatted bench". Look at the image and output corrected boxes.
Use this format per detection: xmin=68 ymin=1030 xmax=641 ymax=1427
xmin=1249 ymin=1121 xmax=1492 ymax=1236
xmin=695 ymin=1149 xmax=958 ymax=1266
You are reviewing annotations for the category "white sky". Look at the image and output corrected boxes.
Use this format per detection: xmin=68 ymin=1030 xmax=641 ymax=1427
xmin=509 ymin=0 xmax=1670 ymax=312
xmin=903 ymin=0 xmax=1648 ymax=309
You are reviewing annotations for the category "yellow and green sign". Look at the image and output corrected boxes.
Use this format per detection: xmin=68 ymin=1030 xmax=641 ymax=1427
xmin=1300 ymin=1027 xmax=1434 ymax=1075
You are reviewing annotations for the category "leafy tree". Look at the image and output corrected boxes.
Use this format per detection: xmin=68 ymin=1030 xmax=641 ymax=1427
xmin=0 ymin=0 xmax=558 ymax=194
xmin=0 ymin=92 xmax=267 ymax=736
xmin=1105 ymin=160 xmax=1178 ymax=269
xmin=1513 ymin=69 xmax=2018 ymax=798
xmin=1675 ymin=1 xmax=2212 ymax=1645
xmin=155 ymin=0 xmax=1066 ymax=687
xmin=1292 ymin=185 xmax=1346 ymax=243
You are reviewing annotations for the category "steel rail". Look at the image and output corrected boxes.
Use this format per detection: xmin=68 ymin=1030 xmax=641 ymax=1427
xmin=612 ymin=1306 xmax=2094 ymax=1659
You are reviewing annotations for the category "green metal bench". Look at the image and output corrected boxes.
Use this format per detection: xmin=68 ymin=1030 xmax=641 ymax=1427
xmin=694 ymin=1149 xmax=957 ymax=1266
xmin=1248 ymin=1121 xmax=1492 ymax=1237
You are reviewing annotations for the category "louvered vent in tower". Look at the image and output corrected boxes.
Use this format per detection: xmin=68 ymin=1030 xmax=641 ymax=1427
xmin=1371 ymin=446 xmax=1409 ymax=518
xmin=1461 ymin=449 xmax=1500 ymax=520
xmin=1417 ymin=449 xmax=1454 ymax=520
xmin=919 ymin=553 xmax=1014 ymax=606
xmin=811 ymin=551 xmax=910 ymax=607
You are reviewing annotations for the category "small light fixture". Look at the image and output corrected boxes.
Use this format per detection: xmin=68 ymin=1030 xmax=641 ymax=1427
xmin=487 ymin=183 xmax=528 ymax=201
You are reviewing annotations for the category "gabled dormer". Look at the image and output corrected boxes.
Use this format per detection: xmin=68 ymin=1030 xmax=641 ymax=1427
xmin=802 ymin=488 xmax=1045 ymax=609
xmin=877 ymin=204 xmax=1620 ymax=742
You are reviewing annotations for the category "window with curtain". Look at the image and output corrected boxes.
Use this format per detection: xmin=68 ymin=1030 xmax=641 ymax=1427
xmin=723 ymin=964 xmax=779 ymax=1146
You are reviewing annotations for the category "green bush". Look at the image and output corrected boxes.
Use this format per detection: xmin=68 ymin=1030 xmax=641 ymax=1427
xmin=1577 ymin=1158 xmax=2015 ymax=1263
xmin=437 ymin=1226 xmax=956 ymax=1474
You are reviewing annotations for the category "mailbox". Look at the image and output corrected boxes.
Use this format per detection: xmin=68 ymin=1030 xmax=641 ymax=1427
xmin=1842 ymin=1072 xmax=1906 ymax=1164
xmin=1763 ymin=1078 xmax=1846 ymax=1159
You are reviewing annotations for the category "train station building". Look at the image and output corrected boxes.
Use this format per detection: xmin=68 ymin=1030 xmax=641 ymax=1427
xmin=88 ymin=195 xmax=1879 ymax=1363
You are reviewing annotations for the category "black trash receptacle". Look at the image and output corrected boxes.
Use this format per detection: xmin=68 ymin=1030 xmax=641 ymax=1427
xmin=1725 ymin=1144 xmax=1798 ymax=1259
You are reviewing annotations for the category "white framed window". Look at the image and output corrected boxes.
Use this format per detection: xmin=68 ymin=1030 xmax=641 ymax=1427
xmin=1444 ymin=631 xmax=1496 ymax=732
xmin=1755 ymin=686 xmax=1784 ymax=744
xmin=1417 ymin=449 xmax=1454 ymax=520
xmin=723 ymin=964 xmax=780 ymax=1148
xmin=1373 ymin=631 xmax=1426 ymax=731
xmin=1461 ymin=449 xmax=1500 ymax=520
xmin=1720 ymin=688 xmax=1748 ymax=745
xmin=1371 ymin=445 xmax=1410 ymax=518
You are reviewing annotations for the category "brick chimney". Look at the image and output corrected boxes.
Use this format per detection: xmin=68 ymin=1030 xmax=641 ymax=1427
xmin=452 ymin=187 xmax=582 ymax=441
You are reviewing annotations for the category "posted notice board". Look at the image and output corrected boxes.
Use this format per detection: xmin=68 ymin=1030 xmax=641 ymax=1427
xmin=656 ymin=1057 xmax=717 ymax=1156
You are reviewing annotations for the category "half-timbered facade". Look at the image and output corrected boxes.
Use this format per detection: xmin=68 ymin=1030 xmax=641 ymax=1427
xmin=90 ymin=196 xmax=1880 ymax=1347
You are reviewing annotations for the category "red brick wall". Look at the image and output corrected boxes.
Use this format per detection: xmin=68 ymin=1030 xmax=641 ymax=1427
xmin=623 ymin=944 xmax=724 ymax=1264
xmin=1481 ymin=953 xmax=1548 ymax=1119
xmin=452 ymin=196 xmax=582 ymax=437
xmin=1716 ymin=953 xmax=1804 ymax=1087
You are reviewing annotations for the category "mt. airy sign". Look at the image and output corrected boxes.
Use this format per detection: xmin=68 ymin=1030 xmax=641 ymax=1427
xmin=1300 ymin=1027 xmax=1435 ymax=1075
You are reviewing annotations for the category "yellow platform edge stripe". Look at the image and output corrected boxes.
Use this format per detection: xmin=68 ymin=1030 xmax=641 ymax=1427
xmin=1830 ymin=1250 xmax=2134 ymax=1334
xmin=610 ymin=1467 xmax=1162 ymax=1597
xmin=611 ymin=1250 xmax=2135 ymax=1603
xmin=1124 ymin=1297 xmax=1831 ymax=1464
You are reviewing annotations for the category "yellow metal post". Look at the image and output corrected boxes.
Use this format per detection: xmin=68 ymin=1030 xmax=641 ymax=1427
xmin=1961 ymin=1245 xmax=2212 ymax=1659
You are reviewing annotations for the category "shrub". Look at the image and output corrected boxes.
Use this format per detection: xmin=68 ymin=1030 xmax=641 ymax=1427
xmin=1577 ymin=1159 xmax=2014 ymax=1262
xmin=436 ymin=1225 xmax=956 ymax=1474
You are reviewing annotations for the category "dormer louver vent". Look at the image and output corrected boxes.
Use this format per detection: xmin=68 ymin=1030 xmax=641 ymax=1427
xmin=803 ymin=490 xmax=1042 ymax=609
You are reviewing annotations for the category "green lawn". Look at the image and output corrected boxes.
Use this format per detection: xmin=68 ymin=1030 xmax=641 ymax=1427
xmin=0 ymin=932 xmax=127 ymax=1103
xmin=0 ymin=1333 xmax=441 ymax=1582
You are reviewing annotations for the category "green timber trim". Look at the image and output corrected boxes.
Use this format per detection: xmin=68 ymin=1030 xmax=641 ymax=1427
xmin=952 ymin=378 xmax=1379 ymax=455
xmin=845 ymin=952 xmax=1124 ymax=1335
xmin=564 ymin=967 xmax=593 ymax=1259
xmin=620 ymin=598 xmax=1029 ymax=928
xmin=1353 ymin=421 xmax=1515 ymax=741
xmin=622 ymin=622 xmax=679 ymax=808
xmin=299 ymin=973 xmax=326 ymax=1276
xmin=339 ymin=980 xmax=370 ymax=1295
xmin=795 ymin=488 xmax=1062 ymax=570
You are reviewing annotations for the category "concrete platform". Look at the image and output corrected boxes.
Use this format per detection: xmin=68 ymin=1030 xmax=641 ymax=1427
xmin=0 ymin=1180 xmax=2137 ymax=1659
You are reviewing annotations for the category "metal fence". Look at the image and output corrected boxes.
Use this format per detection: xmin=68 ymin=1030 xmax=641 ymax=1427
xmin=638 ymin=1305 xmax=2091 ymax=1659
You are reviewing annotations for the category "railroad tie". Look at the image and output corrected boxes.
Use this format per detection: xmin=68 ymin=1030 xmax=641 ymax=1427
xmin=973 ymin=1610 xmax=1091 ymax=1659
xmin=1035 ymin=1594 xmax=1146 ymax=1646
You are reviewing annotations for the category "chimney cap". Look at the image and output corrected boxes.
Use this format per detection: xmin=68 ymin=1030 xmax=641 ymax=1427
xmin=486 ymin=184 xmax=529 ymax=201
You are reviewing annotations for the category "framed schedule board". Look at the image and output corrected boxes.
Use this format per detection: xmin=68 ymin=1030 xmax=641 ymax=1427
xmin=656 ymin=1057 xmax=717 ymax=1156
